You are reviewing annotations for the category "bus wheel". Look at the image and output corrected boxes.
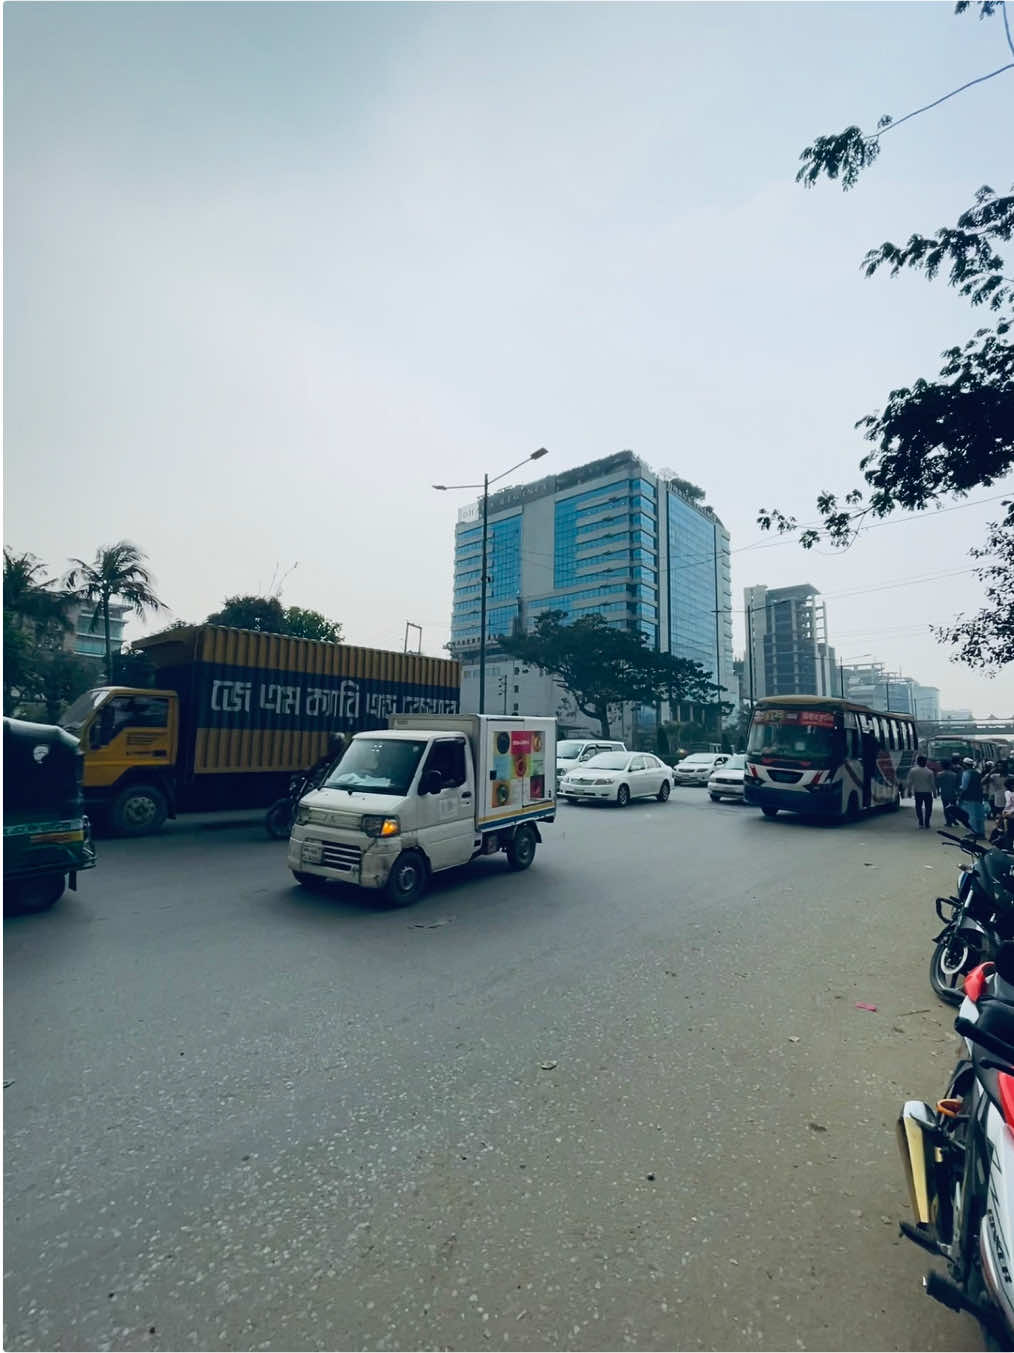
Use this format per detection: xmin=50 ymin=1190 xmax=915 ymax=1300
xmin=761 ymin=806 xmax=778 ymax=819
xmin=846 ymin=792 xmax=861 ymax=822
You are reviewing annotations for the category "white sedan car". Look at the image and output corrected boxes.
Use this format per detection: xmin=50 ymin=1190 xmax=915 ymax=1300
xmin=560 ymin=751 xmax=673 ymax=806
xmin=707 ymin=753 xmax=747 ymax=801
xmin=673 ymin=752 xmax=729 ymax=786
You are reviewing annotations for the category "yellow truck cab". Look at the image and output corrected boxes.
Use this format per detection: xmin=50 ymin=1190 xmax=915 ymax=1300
xmin=59 ymin=687 xmax=180 ymax=834
xmin=288 ymin=714 xmax=556 ymax=905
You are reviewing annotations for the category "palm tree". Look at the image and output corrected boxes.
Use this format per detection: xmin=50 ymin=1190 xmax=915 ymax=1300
xmin=65 ymin=542 xmax=165 ymax=683
xmin=3 ymin=549 xmax=75 ymax=715
xmin=3 ymin=549 xmax=74 ymax=633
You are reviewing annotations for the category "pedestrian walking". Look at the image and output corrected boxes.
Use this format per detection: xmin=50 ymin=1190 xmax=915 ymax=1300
xmin=959 ymin=757 xmax=987 ymax=838
xmin=906 ymin=755 xmax=937 ymax=829
xmin=986 ymin=764 xmax=1007 ymax=821
xmin=1003 ymin=778 xmax=1014 ymax=852
xmin=937 ymin=761 xmax=961 ymax=827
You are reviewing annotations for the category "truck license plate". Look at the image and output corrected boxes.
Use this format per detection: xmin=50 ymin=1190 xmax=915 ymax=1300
xmin=302 ymin=840 xmax=323 ymax=864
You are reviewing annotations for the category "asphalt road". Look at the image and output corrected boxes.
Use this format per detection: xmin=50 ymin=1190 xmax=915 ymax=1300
xmin=4 ymin=790 xmax=983 ymax=1352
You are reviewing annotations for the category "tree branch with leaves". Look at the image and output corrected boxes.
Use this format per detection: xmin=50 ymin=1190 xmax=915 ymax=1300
xmin=498 ymin=610 xmax=716 ymax=738
xmin=759 ymin=1 xmax=1014 ymax=669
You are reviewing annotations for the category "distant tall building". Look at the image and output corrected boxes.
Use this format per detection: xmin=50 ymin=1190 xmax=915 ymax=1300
xmin=447 ymin=451 xmax=734 ymax=727
xmin=744 ymin=583 xmax=837 ymax=700
xmin=914 ymin=685 xmax=941 ymax=722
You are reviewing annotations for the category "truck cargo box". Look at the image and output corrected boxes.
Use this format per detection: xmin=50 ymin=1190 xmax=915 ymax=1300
xmin=135 ymin=625 xmax=460 ymax=779
xmin=389 ymin=714 xmax=555 ymax=830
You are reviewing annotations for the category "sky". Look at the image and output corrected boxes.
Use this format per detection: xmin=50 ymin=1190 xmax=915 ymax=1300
xmin=4 ymin=1 xmax=1013 ymax=716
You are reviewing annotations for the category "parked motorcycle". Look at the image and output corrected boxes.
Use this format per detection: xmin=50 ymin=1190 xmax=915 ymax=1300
xmin=898 ymin=943 xmax=1014 ymax=1348
xmin=265 ymin=770 xmax=317 ymax=840
xmin=929 ymin=831 xmax=1014 ymax=1006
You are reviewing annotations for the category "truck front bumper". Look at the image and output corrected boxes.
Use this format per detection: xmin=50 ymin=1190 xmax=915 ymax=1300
xmin=287 ymin=826 xmax=401 ymax=890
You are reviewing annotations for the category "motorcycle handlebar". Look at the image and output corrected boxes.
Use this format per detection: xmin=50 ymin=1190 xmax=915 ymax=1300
xmin=954 ymin=1015 xmax=1014 ymax=1069
xmin=938 ymin=830 xmax=987 ymax=856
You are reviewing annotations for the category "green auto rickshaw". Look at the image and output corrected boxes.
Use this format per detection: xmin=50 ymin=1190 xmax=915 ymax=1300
xmin=4 ymin=717 xmax=96 ymax=913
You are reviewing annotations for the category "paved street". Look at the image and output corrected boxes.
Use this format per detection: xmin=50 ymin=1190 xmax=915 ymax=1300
xmin=4 ymin=790 xmax=982 ymax=1352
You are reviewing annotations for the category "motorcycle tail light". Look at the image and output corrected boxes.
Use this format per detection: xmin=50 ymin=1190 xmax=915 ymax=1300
xmin=964 ymin=962 xmax=994 ymax=1003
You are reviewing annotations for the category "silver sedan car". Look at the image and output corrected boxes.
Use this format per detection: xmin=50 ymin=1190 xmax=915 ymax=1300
xmin=707 ymin=753 xmax=747 ymax=801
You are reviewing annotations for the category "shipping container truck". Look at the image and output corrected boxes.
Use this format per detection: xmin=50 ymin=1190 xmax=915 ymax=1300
xmin=287 ymin=714 xmax=556 ymax=905
xmin=57 ymin=626 xmax=461 ymax=835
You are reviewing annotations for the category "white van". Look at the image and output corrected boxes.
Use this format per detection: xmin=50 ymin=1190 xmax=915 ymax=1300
xmin=288 ymin=715 xmax=556 ymax=906
xmin=556 ymin=738 xmax=627 ymax=789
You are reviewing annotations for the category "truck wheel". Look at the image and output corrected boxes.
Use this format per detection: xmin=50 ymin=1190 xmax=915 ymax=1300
xmin=506 ymin=825 xmax=537 ymax=871
xmin=6 ymin=875 xmax=66 ymax=914
xmin=110 ymin=784 xmax=168 ymax=836
xmin=384 ymin=851 xmax=428 ymax=907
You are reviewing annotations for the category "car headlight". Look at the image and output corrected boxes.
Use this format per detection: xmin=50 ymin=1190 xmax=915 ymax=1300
xmin=361 ymin=815 xmax=400 ymax=838
xmin=295 ymin=804 xmax=312 ymax=825
xmin=593 ymin=777 xmax=613 ymax=785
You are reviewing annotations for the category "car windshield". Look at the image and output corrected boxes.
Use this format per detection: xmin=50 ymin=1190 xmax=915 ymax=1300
xmin=582 ymin=753 xmax=629 ymax=770
xmin=718 ymin=755 xmax=746 ymax=770
xmin=557 ymin=741 xmax=587 ymax=759
xmin=748 ymin=710 xmax=837 ymax=764
xmin=323 ymin=738 xmax=427 ymax=796
xmin=682 ymin=755 xmax=714 ymax=765
xmin=59 ymin=688 xmax=107 ymax=733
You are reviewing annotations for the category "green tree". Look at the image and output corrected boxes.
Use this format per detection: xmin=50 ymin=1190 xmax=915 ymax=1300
xmin=206 ymin=594 xmax=288 ymax=633
xmin=39 ymin=652 xmax=99 ymax=723
xmin=65 ymin=542 xmax=165 ymax=682
xmin=205 ymin=595 xmax=343 ymax=642
xmin=758 ymin=1 xmax=1014 ymax=669
xmin=282 ymin=606 xmax=343 ymax=643
xmin=499 ymin=610 xmax=715 ymax=738
xmin=3 ymin=550 xmax=75 ymax=714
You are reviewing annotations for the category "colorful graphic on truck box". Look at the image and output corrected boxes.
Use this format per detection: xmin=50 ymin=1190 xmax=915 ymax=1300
xmin=488 ymin=725 xmax=551 ymax=812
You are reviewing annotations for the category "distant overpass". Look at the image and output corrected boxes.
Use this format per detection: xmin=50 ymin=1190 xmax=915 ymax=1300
xmin=923 ymin=721 xmax=1014 ymax=737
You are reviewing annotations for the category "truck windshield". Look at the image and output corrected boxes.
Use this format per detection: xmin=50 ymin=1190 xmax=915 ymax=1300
xmin=59 ymin=689 xmax=108 ymax=734
xmin=557 ymin=741 xmax=586 ymax=759
xmin=323 ymin=738 xmax=428 ymax=796
xmin=747 ymin=710 xmax=838 ymax=765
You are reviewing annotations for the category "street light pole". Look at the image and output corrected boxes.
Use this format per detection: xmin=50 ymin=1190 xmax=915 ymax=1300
xmin=479 ymin=472 xmax=489 ymax=714
xmin=434 ymin=448 xmax=549 ymax=719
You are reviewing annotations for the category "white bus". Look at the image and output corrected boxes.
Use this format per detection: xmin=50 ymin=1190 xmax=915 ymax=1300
xmin=744 ymin=696 xmax=918 ymax=821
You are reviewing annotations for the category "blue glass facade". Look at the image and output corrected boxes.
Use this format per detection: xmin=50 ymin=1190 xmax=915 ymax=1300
xmin=450 ymin=513 xmax=522 ymax=644
xmin=447 ymin=456 xmax=732 ymax=710
xmin=667 ymin=494 xmax=719 ymax=679
xmin=548 ymin=477 xmax=658 ymax=645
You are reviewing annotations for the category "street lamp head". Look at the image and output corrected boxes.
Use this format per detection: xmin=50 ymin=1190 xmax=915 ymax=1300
xmin=432 ymin=484 xmax=448 ymax=491
xmin=530 ymin=447 xmax=549 ymax=461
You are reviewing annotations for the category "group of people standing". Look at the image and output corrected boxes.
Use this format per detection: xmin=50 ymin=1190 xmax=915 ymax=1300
xmin=905 ymin=754 xmax=1014 ymax=846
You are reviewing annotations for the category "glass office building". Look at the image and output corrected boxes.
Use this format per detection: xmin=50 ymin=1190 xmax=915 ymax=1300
xmin=448 ymin=451 xmax=734 ymax=719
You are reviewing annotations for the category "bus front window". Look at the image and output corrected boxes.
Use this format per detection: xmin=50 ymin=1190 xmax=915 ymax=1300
xmin=747 ymin=713 xmax=838 ymax=765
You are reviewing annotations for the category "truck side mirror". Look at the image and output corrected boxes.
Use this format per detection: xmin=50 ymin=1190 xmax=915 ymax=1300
xmin=419 ymin=769 xmax=443 ymax=796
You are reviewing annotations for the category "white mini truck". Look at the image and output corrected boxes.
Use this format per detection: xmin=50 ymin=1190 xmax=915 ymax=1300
xmin=287 ymin=715 xmax=556 ymax=905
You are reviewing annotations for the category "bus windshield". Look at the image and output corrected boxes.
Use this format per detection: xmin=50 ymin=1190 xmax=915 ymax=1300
xmin=747 ymin=709 xmax=838 ymax=765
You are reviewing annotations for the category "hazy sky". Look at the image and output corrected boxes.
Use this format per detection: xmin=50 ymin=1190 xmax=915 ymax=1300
xmin=5 ymin=1 xmax=1012 ymax=714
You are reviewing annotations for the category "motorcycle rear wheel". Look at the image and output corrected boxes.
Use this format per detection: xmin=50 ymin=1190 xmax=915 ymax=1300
xmin=930 ymin=930 xmax=983 ymax=1007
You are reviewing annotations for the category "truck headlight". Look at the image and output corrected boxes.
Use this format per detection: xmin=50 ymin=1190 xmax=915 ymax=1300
xmin=295 ymin=804 xmax=312 ymax=825
xmin=361 ymin=815 xmax=400 ymax=838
